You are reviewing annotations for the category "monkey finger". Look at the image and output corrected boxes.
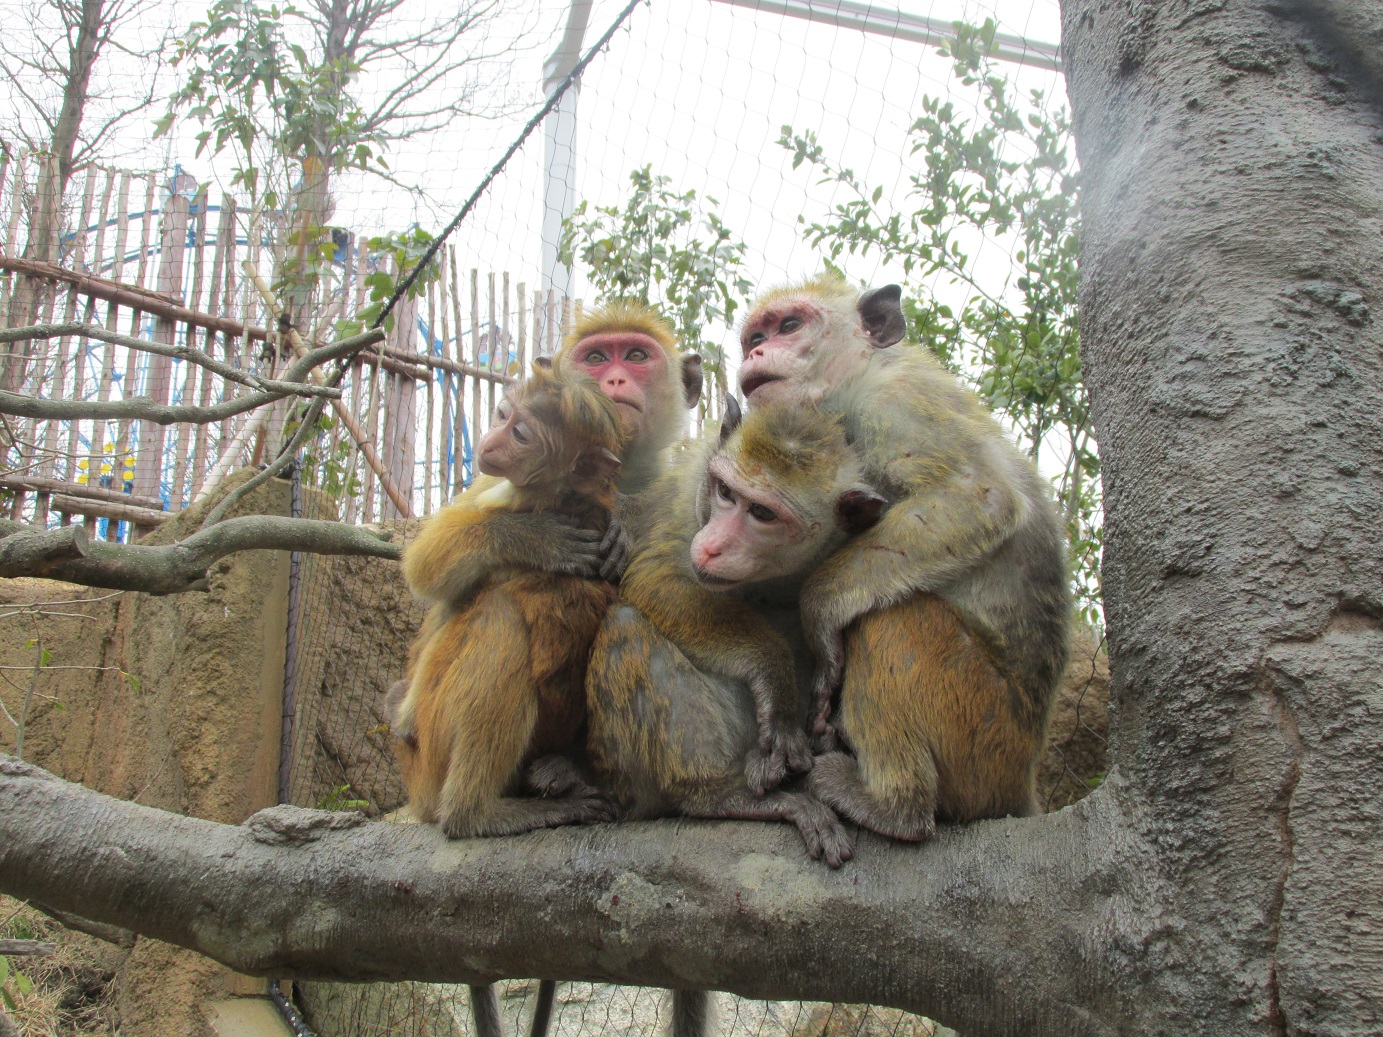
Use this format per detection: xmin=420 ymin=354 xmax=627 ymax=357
xmin=779 ymin=729 xmax=815 ymax=775
xmin=572 ymin=794 xmax=620 ymax=823
xmin=744 ymin=747 xmax=786 ymax=796
xmin=597 ymin=523 xmax=632 ymax=582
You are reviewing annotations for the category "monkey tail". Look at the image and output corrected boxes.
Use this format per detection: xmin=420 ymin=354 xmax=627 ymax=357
xmin=671 ymin=989 xmax=713 ymax=1037
xmin=528 ymin=980 xmax=556 ymax=1037
xmin=469 ymin=984 xmax=504 ymax=1037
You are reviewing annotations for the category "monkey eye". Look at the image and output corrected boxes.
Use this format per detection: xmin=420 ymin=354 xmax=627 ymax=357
xmin=495 ymin=400 xmax=511 ymax=422
xmin=715 ymin=479 xmax=735 ymax=504
xmin=747 ymin=502 xmax=779 ymax=523
xmin=747 ymin=331 xmax=766 ymax=348
xmin=780 ymin=317 xmax=802 ymax=334
xmin=625 ymin=346 xmax=649 ymax=362
xmin=512 ymin=422 xmax=532 ymax=445
xmin=579 ymin=349 xmax=608 ymax=365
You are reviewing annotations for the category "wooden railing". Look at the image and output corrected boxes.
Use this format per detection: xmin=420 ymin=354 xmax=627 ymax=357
xmin=0 ymin=159 xmax=721 ymax=538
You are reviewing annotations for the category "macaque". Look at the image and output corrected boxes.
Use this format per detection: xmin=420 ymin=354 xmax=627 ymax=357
xmin=737 ymin=275 xmax=1072 ymax=839
xmin=393 ymin=361 xmax=626 ymax=837
xmin=402 ymin=301 xmax=703 ymax=613
xmin=394 ymin=363 xmax=632 ymax=1037
xmin=586 ymin=398 xmax=883 ymax=864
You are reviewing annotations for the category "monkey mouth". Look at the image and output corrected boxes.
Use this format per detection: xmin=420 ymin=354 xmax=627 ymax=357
xmin=740 ymin=373 xmax=781 ymax=397
xmin=692 ymin=568 xmax=739 ymax=590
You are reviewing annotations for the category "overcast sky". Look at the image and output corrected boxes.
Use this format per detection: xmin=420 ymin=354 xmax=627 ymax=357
xmin=3 ymin=0 xmax=1066 ymax=351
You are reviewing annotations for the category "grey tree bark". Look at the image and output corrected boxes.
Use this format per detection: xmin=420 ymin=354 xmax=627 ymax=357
xmin=0 ymin=516 xmax=400 ymax=593
xmin=0 ymin=2 xmax=1380 ymax=1034
xmin=1060 ymin=0 xmax=1383 ymax=1031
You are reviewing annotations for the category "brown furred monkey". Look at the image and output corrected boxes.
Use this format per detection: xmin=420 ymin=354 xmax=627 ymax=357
xmin=394 ymin=360 xmax=626 ymax=836
xmin=401 ymin=300 xmax=703 ymax=614
xmin=586 ymin=398 xmax=885 ymax=862
xmin=392 ymin=362 xmax=627 ymax=1037
xmin=737 ymin=274 xmax=1072 ymax=840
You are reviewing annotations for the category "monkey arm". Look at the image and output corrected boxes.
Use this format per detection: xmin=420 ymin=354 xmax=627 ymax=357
xmin=403 ymin=496 xmax=604 ymax=607
xmin=800 ymin=465 xmax=1029 ymax=724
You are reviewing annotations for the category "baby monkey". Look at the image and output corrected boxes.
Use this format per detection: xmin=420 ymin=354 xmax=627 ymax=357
xmin=586 ymin=398 xmax=887 ymax=867
xmin=393 ymin=360 xmax=626 ymax=839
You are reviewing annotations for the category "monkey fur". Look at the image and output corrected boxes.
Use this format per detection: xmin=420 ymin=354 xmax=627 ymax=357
xmin=736 ymin=274 xmax=1072 ymax=839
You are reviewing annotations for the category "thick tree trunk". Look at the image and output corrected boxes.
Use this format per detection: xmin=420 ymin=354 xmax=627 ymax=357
xmin=1062 ymin=0 xmax=1383 ymax=1031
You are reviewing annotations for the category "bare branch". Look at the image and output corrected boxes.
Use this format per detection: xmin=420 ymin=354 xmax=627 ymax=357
xmin=0 ymin=322 xmax=343 ymax=399
xmin=0 ymin=755 xmax=1150 ymax=1035
xmin=0 ymin=939 xmax=55 ymax=956
xmin=0 ymin=515 xmax=400 ymax=593
xmin=0 ymin=326 xmax=384 ymax=425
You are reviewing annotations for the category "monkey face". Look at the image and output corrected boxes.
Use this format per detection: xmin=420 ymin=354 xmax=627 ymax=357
xmin=477 ymin=396 xmax=551 ymax=484
xmin=738 ymin=283 xmax=907 ymax=406
xmin=567 ymin=332 xmax=669 ymax=437
xmin=689 ymin=458 xmax=816 ymax=589
xmin=737 ymin=298 xmax=825 ymax=404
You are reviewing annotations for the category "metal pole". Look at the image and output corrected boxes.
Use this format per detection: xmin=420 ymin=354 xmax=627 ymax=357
xmin=705 ymin=0 xmax=1062 ymax=71
xmin=540 ymin=0 xmax=595 ymax=303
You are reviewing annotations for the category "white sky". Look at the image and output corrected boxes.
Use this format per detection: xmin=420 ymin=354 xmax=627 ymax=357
xmin=331 ymin=0 xmax=1067 ymax=322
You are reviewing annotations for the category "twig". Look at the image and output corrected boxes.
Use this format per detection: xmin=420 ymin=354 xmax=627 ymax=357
xmin=202 ymin=397 xmax=326 ymax=528
xmin=0 ymin=327 xmax=385 ymax=426
xmin=0 ymin=939 xmax=54 ymax=956
xmin=243 ymin=263 xmax=413 ymax=518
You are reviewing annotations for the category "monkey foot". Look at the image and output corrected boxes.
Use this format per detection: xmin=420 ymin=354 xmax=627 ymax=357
xmin=744 ymin=728 xmax=814 ymax=795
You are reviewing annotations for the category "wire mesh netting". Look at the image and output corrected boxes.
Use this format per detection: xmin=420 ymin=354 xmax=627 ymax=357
xmin=0 ymin=0 xmax=1105 ymax=1034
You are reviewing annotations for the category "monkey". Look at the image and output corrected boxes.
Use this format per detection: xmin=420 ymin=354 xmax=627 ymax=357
xmin=389 ymin=303 xmax=699 ymax=1037
xmin=734 ymin=274 xmax=1072 ymax=840
xmin=400 ymin=300 xmax=703 ymax=614
xmin=393 ymin=359 xmax=626 ymax=838
xmin=585 ymin=397 xmax=886 ymax=863
xmin=582 ymin=398 xmax=886 ymax=1037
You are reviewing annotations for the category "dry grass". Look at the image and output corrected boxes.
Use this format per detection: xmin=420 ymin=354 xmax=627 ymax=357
xmin=0 ymin=897 xmax=121 ymax=1037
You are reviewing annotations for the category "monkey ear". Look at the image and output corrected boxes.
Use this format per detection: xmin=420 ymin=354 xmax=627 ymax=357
xmin=533 ymin=356 xmax=554 ymax=371
xmin=858 ymin=284 xmax=906 ymax=348
xmin=570 ymin=447 xmax=623 ymax=493
xmin=719 ymin=394 xmax=743 ymax=446
xmin=835 ymin=489 xmax=888 ymax=535
xmin=681 ymin=353 xmax=704 ymax=408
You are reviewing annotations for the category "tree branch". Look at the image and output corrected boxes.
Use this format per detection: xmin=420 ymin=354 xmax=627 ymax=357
xmin=0 ymin=322 xmax=342 ymax=399
xmin=0 ymin=326 xmax=384 ymax=425
xmin=0 ymin=515 xmax=400 ymax=593
xmin=0 ymin=756 xmax=1155 ymax=1035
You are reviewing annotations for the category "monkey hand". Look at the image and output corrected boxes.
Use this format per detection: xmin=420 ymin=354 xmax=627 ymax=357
xmin=597 ymin=513 xmax=632 ymax=582
xmin=745 ymin=725 xmax=814 ymax=795
xmin=537 ymin=514 xmax=608 ymax=579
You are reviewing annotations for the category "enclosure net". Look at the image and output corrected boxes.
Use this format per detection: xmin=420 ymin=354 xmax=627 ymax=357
xmin=0 ymin=0 xmax=1106 ymax=1033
